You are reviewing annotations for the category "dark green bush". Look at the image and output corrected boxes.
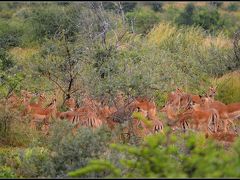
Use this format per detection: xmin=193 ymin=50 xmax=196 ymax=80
xmin=26 ymin=5 xmax=79 ymax=43
xmin=176 ymin=3 xmax=196 ymax=26
xmin=192 ymin=7 xmax=225 ymax=33
xmin=0 ymin=19 xmax=23 ymax=49
xmin=227 ymin=3 xmax=239 ymax=11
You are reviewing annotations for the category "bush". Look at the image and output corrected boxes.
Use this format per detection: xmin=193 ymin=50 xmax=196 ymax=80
xmin=0 ymin=18 xmax=23 ymax=49
xmin=0 ymin=166 xmax=16 ymax=178
xmin=192 ymin=7 xmax=225 ymax=33
xmin=227 ymin=3 xmax=239 ymax=11
xmin=148 ymin=2 xmax=163 ymax=12
xmin=44 ymin=120 xmax=112 ymax=177
xmin=68 ymin=131 xmax=240 ymax=178
xmin=16 ymin=147 xmax=55 ymax=178
xmin=126 ymin=9 xmax=160 ymax=34
xmin=0 ymin=107 xmax=39 ymax=147
xmin=176 ymin=3 xmax=196 ymax=26
xmin=26 ymin=4 xmax=79 ymax=43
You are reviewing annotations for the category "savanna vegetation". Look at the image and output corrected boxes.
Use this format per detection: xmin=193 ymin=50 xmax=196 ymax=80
xmin=0 ymin=1 xmax=240 ymax=178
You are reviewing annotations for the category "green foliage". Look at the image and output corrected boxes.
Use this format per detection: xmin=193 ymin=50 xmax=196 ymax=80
xmin=69 ymin=132 xmax=240 ymax=178
xmin=176 ymin=3 xmax=196 ymax=26
xmin=192 ymin=7 xmax=225 ymax=33
xmin=0 ymin=166 xmax=16 ymax=178
xmin=0 ymin=107 xmax=39 ymax=147
xmin=43 ymin=120 xmax=112 ymax=177
xmin=126 ymin=9 xmax=160 ymax=34
xmin=0 ymin=18 xmax=23 ymax=49
xmin=17 ymin=147 xmax=55 ymax=178
xmin=227 ymin=3 xmax=239 ymax=11
xmin=26 ymin=4 xmax=79 ymax=43
xmin=0 ymin=49 xmax=25 ymax=98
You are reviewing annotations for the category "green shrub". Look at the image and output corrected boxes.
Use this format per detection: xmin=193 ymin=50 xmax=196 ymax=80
xmin=176 ymin=3 xmax=196 ymax=26
xmin=227 ymin=3 xmax=239 ymax=11
xmin=26 ymin=4 xmax=79 ymax=43
xmin=0 ymin=18 xmax=23 ymax=49
xmin=44 ymin=120 xmax=112 ymax=177
xmin=0 ymin=166 xmax=17 ymax=178
xmin=16 ymin=147 xmax=55 ymax=178
xmin=69 ymin=131 xmax=240 ymax=178
xmin=192 ymin=7 xmax=225 ymax=33
xmin=126 ymin=9 xmax=160 ymax=34
xmin=0 ymin=107 xmax=39 ymax=147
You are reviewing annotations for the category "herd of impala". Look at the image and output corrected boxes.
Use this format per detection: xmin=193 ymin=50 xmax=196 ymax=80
xmin=2 ymin=86 xmax=240 ymax=142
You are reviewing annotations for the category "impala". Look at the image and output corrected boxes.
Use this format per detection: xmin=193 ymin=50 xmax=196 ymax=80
xmin=200 ymin=96 xmax=237 ymax=133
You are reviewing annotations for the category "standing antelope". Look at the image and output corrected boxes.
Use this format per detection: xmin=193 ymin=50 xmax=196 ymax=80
xmin=29 ymin=98 xmax=57 ymax=130
xmin=200 ymin=96 xmax=237 ymax=133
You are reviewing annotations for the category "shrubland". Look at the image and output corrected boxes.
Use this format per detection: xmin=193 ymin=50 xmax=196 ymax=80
xmin=0 ymin=1 xmax=240 ymax=178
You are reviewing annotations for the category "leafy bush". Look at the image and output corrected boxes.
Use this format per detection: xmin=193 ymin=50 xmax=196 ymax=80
xmin=26 ymin=4 xmax=79 ymax=43
xmin=227 ymin=3 xmax=239 ymax=11
xmin=16 ymin=147 xmax=55 ymax=178
xmin=43 ymin=120 xmax=112 ymax=177
xmin=126 ymin=9 xmax=160 ymax=34
xmin=68 ymin=131 xmax=240 ymax=178
xmin=147 ymin=2 xmax=163 ymax=12
xmin=192 ymin=7 xmax=225 ymax=33
xmin=0 ymin=166 xmax=16 ymax=178
xmin=176 ymin=3 xmax=196 ymax=26
xmin=0 ymin=107 xmax=39 ymax=147
xmin=0 ymin=18 xmax=23 ymax=49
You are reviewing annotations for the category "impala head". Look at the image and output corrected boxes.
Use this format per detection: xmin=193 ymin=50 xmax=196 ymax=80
xmin=199 ymin=95 xmax=212 ymax=107
xmin=207 ymin=86 xmax=217 ymax=98
xmin=65 ymin=97 xmax=76 ymax=110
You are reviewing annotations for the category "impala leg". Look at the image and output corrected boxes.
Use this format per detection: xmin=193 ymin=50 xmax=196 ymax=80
xmin=228 ymin=119 xmax=237 ymax=134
